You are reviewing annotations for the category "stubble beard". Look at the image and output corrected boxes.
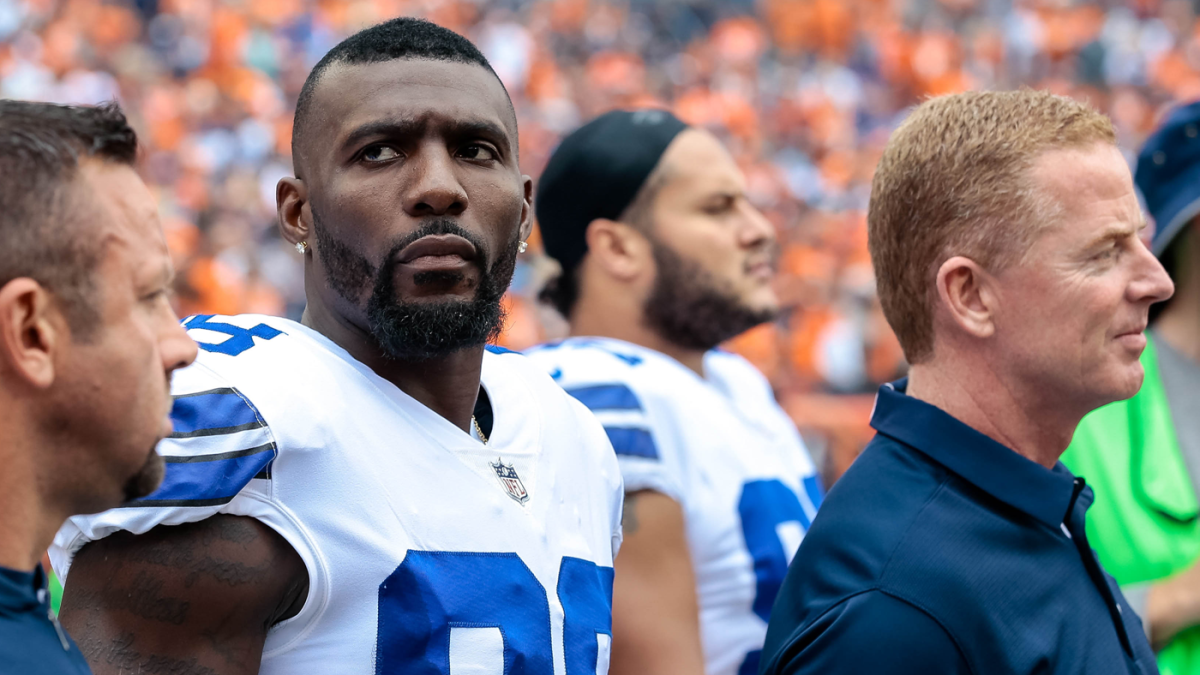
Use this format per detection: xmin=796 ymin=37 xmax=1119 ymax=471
xmin=642 ymin=241 xmax=777 ymax=352
xmin=121 ymin=447 xmax=165 ymax=502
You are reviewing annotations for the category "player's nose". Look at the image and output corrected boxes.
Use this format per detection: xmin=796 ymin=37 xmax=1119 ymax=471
xmin=737 ymin=199 xmax=775 ymax=249
xmin=1128 ymin=235 xmax=1174 ymax=306
xmin=161 ymin=316 xmax=198 ymax=375
xmin=402 ymin=145 xmax=468 ymax=217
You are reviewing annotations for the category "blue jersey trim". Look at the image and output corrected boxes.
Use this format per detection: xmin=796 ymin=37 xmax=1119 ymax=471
xmin=565 ymin=384 xmax=644 ymax=412
xmin=169 ymin=388 xmax=264 ymax=438
xmin=485 ymin=344 xmax=520 ymax=355
xmin=603 ymin=427 xmax=658 ymax=459
xmin=124 ymin=442 xmax=276 ymax=507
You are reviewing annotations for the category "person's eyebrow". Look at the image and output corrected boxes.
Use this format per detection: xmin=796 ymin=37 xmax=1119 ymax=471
xmin=446 ymin=119 xmax=513 ymax=153
xmin=137 ymin=259 xmax=173 ymax=292
xmin=339 ymin=118 xmax=427 ymax=154
xmin=339 ymin=117 xmax=514 ymax=157
xmin=1085 ymin=220 xmax=1144 ymax=249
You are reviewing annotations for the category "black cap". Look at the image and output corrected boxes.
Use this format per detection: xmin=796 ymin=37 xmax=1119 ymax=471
xmin=535 ymin=109 xmax=689 ymax=275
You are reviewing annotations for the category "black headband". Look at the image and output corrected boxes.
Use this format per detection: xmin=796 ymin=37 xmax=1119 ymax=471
xmin=535 ymin=109 xmax=689 ymax=275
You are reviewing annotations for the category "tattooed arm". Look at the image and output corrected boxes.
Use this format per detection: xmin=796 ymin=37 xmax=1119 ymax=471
xmin=59 ymin=515 xmax=308 ymax=675
xmin=609 ymin=490 xmax=706 ymax=675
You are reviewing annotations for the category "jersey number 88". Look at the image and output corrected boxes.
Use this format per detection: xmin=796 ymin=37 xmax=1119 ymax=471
xmin=377 ymin=552 xmax=613 ymax=675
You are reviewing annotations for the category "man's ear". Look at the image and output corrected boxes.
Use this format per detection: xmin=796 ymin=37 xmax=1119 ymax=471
xmin=519 ymin=175 xmax=534 ymax=243
xmin=935 ymin=256 xmax=996 ymax=339
xmin=584 ymin=218 xmax=651 ymax=282
xmin=0 ymin=278 xmax=60 ymax=389
xmin=277 ymin=176 xmax=310 ymax=249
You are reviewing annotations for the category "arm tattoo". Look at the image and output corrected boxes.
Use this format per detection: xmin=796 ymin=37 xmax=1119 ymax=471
xmin=80 ymin=632 xmax=218 ymax=675
xmin=71 ymin=571 xmax=190 ymax=625
xmin=127 ymin=519 xmax=275 ymax=589
xmin=61 ymin=516 xmax=307 ymax=675
xmin=623 ymin=492 xmax=640 ymax=535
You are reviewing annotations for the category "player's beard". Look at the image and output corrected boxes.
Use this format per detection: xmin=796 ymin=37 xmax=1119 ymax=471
xmin=642 ymin=241 xmax=777 ymax=351
xmin=314 ymin=212 xmax=517 ymax=361
xmin=121 ymin=447 xmax=165 ymax=502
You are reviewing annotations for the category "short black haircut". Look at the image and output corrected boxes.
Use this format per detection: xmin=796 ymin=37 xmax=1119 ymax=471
xmin=538 ymin=162 xmax=672 ymax=319
xmin=291 ymin=17 xmax=511 ymax=174
xmin=0 ymin=100 xmax=138 ymax=337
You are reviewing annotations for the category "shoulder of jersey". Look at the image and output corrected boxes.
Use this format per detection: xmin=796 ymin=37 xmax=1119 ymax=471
xmin=705 ymin=347 xmax=777 ymax=399
xmin=524 ymin=337 xmax=688 ymax=394
xmin=172 ymin=313 xmax=351 ymax=434
xmin=482 ymin=344 xmax=600 ymax=420
xmin=524 ymin=338 xmax=688 ymax=464
xmin=183 ymin=313 xmax=311 ymax=365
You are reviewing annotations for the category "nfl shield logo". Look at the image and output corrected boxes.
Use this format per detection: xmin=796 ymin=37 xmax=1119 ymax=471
xmin=489 ymin=458 xmax=529 ymax=504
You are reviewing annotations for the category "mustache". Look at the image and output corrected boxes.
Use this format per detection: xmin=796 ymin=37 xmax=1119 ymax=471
xmin=380 ymin=219 xmax=490 ymax=273
xmin=743 ymin=240 xmax=780 ymax=273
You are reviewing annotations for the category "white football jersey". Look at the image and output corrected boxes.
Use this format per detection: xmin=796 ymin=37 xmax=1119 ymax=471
xmin=52 ymin=314 xmax=624 ymax=675
xmin=525 ymin=337 xmax=822 ymax=675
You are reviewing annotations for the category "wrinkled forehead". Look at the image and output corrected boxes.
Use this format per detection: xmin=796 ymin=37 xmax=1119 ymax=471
xmin=306 ymin=59 xmax=517 ymax=166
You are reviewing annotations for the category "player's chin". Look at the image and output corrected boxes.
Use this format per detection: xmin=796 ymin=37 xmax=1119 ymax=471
xmin=121 ymin=448 xmax=166 ymax=503
xmin=1091 ymin=359 xmax=1145 ymax=405
xmin=743 ymin=286 xmax=781 ymax=316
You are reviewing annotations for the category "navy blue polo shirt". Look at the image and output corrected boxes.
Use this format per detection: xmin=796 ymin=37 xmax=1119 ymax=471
xmin=0 ymin=565 xmax=91 ymax=675
xmin=759 ymin=380 xmax=1159 ymax=675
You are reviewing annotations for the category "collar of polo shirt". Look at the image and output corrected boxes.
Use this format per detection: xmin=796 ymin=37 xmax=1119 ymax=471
xmin=870 ymin=379 xmax=1081 ymax=529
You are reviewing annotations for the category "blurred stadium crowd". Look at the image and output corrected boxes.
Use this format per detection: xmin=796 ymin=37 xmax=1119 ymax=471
xmin=2 ymin=0 xmax=1195 ymax=474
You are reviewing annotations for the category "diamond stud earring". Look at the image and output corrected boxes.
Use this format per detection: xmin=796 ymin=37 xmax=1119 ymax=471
xmin=296 ymin=241 xmax=308 ymax=254
xmin=518 ymin=241 xmax=528 ymax=254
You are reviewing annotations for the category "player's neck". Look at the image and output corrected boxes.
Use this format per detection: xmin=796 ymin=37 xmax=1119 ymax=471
xmin=0 ymin=424 xmax=62 ymax=571
xmin=371 ymin=349 xmax=485 ymax=433
xmin=301 ymin=304 xmax=483 ymax=434
xmin=569 ymin=308 xmax=706 ymax=377
xmin=906 ymin=358 xmax=1077 ymax=469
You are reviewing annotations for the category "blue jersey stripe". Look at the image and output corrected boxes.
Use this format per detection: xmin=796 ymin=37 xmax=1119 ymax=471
xmin=604 ymin=427 xmax=658 ymax=459
xmin=485 ymin=344 xmax=519 ymax=355
xmin=169 ymin=388 xmax=264 ymax=438
xmin=566 ymin=384 xmax=643 ymax=412
xmin=125 ymin=442 xmax=275 ymax=507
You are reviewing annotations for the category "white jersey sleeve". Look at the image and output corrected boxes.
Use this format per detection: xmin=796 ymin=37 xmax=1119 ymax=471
xmin=50 ymin=319 xmax=329 ymax=653
xmin=558 ymin=382 xmax=627 ymax=559
xmin=525 ymin=340 xmax=688 ymax=503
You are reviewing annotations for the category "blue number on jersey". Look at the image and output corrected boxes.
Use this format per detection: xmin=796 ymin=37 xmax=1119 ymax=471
xmin=558 ymin=557 xmax=614 ymax=675
xmin=377 ymin=552 xmax=613 ymax=675
xmin=737 ymin=479 xmax=815 ymax=675
xmin=183 ymin=315 xmax=283 ymax=356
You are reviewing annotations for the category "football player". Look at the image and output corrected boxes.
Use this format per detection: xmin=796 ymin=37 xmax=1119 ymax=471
xmin=50 ymin=19 xmax=623 ymax=675
xmin=526 ymin=110 xmax=822 ymax=675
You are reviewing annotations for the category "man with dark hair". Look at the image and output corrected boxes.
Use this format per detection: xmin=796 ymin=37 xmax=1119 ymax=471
xmin=0 ymin=100 xmax=197 ymax=673
xmin=526 ymin=110 xmax=822 ymax=675
xmin=51 ymin=18 xmax=623 ymax=675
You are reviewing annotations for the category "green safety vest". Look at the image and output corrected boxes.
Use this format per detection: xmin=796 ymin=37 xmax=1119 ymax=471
xmin=1063 ymin=335 xmax=1200 ymax=674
